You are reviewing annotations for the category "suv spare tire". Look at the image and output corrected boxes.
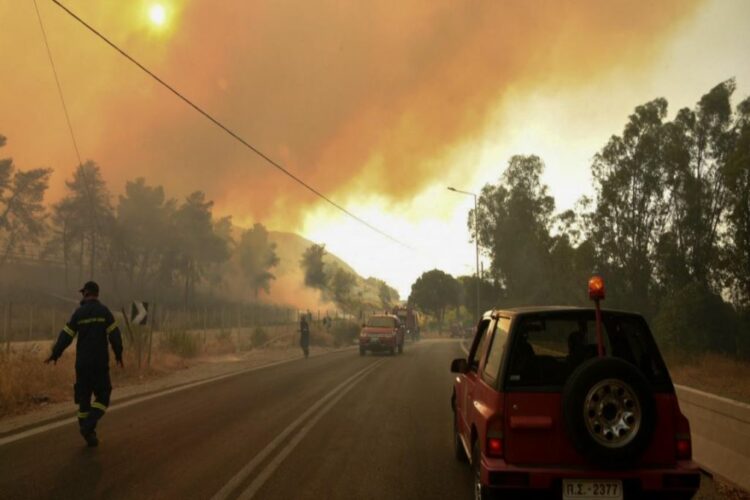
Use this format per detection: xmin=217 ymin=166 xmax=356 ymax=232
xmin=562 ymin=357 xmax=656 ymax=466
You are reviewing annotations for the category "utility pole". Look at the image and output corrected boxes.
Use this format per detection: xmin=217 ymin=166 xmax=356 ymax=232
xmin=448 ymin=187 xmax=481 ymax=320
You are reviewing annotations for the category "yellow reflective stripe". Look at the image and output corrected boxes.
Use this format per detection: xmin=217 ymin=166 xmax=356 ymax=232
xmin=77 ymin=412 xmax=89 ymax=419
xmin=91 ymin=402 xmax=107 ymax=412
xmin=78 ymin=317 xmax=106 ymax=325
xmin=63 ymin=325 xmax=76 ymax=338
xmin=106 ymin=322 xmax=118 ymax=334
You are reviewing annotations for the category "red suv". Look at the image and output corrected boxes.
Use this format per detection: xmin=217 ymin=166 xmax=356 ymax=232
xmin=451 ymin=280 xmax=700 ymax=499
xmin=359 ymin=314 xmax=404 ymax=356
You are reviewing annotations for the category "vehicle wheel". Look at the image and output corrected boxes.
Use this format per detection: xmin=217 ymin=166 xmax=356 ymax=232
xmin=389 ymin=346 xmax=396 ymax=356
xmin=562 ymin=357 xmax=656 ymax=467
xmin=398 ymin=343 xmax=403 ymax=354
xmin=359 ymin=347 xmax=366 ymax=356
xmin=453 ymin=412 xmax=468 ymax=463
xmin=471 ymin=440 xmax=494 ymax=500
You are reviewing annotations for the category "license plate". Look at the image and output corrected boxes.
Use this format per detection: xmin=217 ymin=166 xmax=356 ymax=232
xmin=369 ymin=337 xmax=379 ymax=343
xmin=563 ymin=480 xmax=622 ymax=500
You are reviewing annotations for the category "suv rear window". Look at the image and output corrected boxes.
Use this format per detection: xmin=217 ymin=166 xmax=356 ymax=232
xmin=504 ymin=311 xmax=671 ymax=391
xmin=367 ymin=317 xmax=396 ymax=328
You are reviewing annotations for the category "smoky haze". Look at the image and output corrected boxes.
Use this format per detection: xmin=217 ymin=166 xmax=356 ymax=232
xmin=1 ymin=0 xmax=702 ymax=229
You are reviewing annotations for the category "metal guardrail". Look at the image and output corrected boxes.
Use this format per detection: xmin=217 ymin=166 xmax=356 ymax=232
xmin=675 ymin=384 xmax=750 ymax=492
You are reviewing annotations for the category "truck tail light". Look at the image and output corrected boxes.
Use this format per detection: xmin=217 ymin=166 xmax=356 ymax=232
xmin=487 ymin=437 xmax=503 ymax=457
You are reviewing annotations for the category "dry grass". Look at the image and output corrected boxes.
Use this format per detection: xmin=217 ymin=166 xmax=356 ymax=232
xmin=0 ymin=321 xmax=332 ymax=419
xmin=0 ymin=344 xmax=191 ymax=419
xmin=664 ymin=352 xmax=750 ymax=404
xmin=0 ymin=346 xmax=74 ymax=418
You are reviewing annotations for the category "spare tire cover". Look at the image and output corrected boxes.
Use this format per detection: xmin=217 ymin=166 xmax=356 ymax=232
xmin=562 ymin=357 xmax=656 ymax=466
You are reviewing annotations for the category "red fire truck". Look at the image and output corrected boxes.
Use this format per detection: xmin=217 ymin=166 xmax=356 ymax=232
xmin=392 ymin=306 xmax=420 ymax=342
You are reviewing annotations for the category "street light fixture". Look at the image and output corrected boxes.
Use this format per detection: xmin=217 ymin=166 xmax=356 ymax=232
xmin=447 ymin=186 xmax=480 ymax=321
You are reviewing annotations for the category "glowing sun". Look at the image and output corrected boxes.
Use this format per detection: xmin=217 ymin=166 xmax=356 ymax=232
xmin=148 ymin=4 xmax=167 ymax=27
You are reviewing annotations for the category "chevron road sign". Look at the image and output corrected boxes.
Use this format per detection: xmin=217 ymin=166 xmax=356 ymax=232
xmin=130 ymin=301 xmax=149 ymax=325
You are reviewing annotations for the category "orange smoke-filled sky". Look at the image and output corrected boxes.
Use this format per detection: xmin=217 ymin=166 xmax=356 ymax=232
xmin=1 ymin=0 xmax=749 ymax=296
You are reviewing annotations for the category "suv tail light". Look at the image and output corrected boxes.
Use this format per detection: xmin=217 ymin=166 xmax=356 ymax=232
xmin=675 ymin=410 xmax=692 ymax=460
xmin=487 ymin=437 xmax=503 ymax=457
xmin=486 ymin=417 xmax=504 ymax=458
xmin=675 ymin=434 xmax=691 ymax=460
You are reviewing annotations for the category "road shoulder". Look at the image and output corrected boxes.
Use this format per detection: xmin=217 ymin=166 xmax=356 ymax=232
xmin=0 ymin=345 xmax=352 ymax=437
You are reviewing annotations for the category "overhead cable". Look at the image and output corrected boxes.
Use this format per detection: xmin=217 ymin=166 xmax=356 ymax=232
xmin=51 ymin=0 xmax=410 ymax=249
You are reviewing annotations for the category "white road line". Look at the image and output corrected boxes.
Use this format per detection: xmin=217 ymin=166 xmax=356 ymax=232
xmin=460 ymin=341 xmax=469 ymax=355
xmin=236 ymin=359 xmax=382 ymax=500
xmin=0 ymin=348 xmax=355 ymax=448
xmin=211 ymin=359 xmax=384 ymax=500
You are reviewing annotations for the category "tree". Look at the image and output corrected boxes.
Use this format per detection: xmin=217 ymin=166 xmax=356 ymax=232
xmin=300 ymin=244 xmax=327 ymax=290
xmin=329 ymin=266 xmax=356 ymax=310
xmin=659 ymin=80 xmax=738 ymax=291
xmin=723 ymin=95 xmax=750 ymax=307
xmin=589 ymin=99 xmax=671 ymax=315
xmin=408 ymin=269 xmax=460 ymax=326
xmin=377 ymin=279 xmax=398 ymax=309
xmin=0 ymin=135 xmax=51 ymax=268
xmin=471 ymin=155 xmax=557 ymax=305
xmin=172 ymin=192 xmax=230 ymax=306
xmin=52 ymin=161 xmax=114 ymax=282
xmin=458 ymin=275 xmax=503 ymax=316
xmin=114 ymin=177 xmax=176 ymax=294
xmin=238 ymin=223 xmax=280 ymax=298
xmin=652 ymin=282 xmax=738 ymax=355
xmin=547 ymin=206 xmax=598 ymax=305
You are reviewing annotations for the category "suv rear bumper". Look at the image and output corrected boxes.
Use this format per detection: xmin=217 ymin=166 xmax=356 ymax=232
xmin=481 ymin=456 xmax=700 ymax=497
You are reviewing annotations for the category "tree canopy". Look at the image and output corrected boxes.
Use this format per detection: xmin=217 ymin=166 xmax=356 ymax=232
xmin=408 ymin=269 xmax=460 ymax=324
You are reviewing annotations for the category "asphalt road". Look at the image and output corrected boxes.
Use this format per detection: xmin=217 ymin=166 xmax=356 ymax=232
xmin=0 ymin=339 xmax=472 ymax=500
xmin=0 ymin=339 xmax=727 ymax=499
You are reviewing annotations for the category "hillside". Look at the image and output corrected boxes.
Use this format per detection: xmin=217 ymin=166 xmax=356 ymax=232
xmin=226 ymin=229 xmax=396 ymax=312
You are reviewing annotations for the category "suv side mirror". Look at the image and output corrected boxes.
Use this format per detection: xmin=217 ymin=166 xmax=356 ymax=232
xmin=450 ymin=358 xmax=468 ymax=373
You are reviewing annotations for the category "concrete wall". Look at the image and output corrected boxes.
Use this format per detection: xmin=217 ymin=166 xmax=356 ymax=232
xmin=676 ymin=384 xmax=750 ymax=492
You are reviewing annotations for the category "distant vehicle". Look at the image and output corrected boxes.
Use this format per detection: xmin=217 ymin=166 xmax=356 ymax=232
xmin=392 ymin=306 xmax=420 ymax=341
xmin=359 ymin=314 xmax=404 ymax=356
xmin=450 ymin=277 xmax=700 ymax=499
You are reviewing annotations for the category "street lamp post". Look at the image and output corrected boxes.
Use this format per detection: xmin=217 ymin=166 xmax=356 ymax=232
xmin=448 ymin=187 xmax=480 ymax=321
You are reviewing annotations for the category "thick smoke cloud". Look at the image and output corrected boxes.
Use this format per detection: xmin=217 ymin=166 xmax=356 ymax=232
xmin=1 ymin=0 xmax=701 ymax=228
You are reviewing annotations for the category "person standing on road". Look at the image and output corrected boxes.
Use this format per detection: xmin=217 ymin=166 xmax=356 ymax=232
xmin=300 ymin=315 xmax=310 ymax=359
xmin=45 ymin=281 xmax=123 ymax=447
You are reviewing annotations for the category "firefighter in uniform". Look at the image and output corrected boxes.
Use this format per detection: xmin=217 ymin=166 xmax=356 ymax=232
xmin=45 ymin=281 xmax=123 ymax=447
xmin=300 ymin=315 xmax=310 ymax=359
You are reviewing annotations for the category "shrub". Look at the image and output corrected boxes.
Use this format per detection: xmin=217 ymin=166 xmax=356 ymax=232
xmin=251 ymin=327 xmax=268 ymax=348
xmin=331 ymin=320 xmax=360 ymax=347
xmin=161 ymin=329 xmax=200 ymax=358
xmin=652 ymin=283 xmax=739 ymax=355
xmin=217 ymin=329 xmax=232 ymax=344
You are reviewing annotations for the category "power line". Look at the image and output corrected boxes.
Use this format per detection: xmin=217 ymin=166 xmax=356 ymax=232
xmin=35 ymin=0 xmax=106 ymax=280
xmin=50 ymin=0 xmax=410 ymax=249
xmin=33 ymin=0 xmax=82 ymax=166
